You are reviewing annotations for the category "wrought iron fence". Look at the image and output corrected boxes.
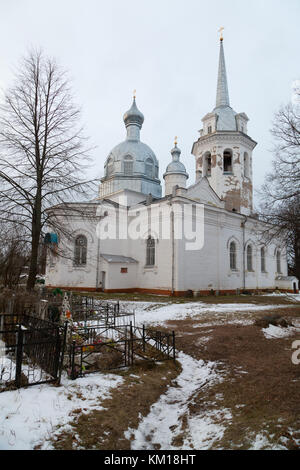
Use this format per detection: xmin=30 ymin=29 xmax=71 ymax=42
xmin=0 ymin=314 xmax=67 ymax=390
xmin=68 ymin=321 xmax=176 ymax=379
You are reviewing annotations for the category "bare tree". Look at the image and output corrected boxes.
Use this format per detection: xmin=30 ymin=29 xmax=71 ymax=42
xmin=259 ymin=99 xmax=300 ymax=278
xmin=261 ymin=101 xmax=300 ymax=203
xmin=0 ymin=222 xmax=30 ymax=289
xmin=0 ymin=50 xmax=96 ymax=290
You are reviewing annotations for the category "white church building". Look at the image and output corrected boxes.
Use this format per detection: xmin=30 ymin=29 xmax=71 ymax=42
xmin=45 ymin=38 xmax=299 ymax=296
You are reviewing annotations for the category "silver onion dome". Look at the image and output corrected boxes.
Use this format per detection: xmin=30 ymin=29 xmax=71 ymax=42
xmin=123 ymin=97 xmax=144 ymax=129
xmin=163 ymin=141 xmax=188 ymax=177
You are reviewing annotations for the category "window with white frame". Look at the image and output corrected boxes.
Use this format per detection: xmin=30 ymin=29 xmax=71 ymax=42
xmin=146 ymin=236 xmax=155 ymax=266
xmin=145 ymin=158 xmax=154 ymax=178
xmin=74 ymin=235 xmax=87 ymax=266
xmin=230 ymin=241 xmax=237 ymax=270
xmin=247 ymin=245 xmax=253 ymax=271
xmin=124 ymin=156 xmax=133 ymax=175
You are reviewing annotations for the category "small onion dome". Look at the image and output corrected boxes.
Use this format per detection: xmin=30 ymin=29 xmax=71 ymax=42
xmin=163 ymin=142 xmax=188 ymax=178
xmin=123 ymin=97 xmax=144 ymax=129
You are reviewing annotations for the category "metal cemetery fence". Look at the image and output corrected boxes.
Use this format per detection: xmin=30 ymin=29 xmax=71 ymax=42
xmin=68 ymin=320 xmax=176 ymax=379
xmin=0 ymin=314 xmax=67 ymax=390
xmin=0 ymin=294 xmax=176 ymax=388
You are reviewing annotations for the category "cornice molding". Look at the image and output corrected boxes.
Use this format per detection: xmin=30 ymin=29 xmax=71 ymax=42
xmin=192 ymin=131 xmax=257 ymax=154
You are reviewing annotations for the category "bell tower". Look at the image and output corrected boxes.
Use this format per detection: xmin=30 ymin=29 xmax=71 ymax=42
xmin=191 ymin=33 xmax=257 ymax=215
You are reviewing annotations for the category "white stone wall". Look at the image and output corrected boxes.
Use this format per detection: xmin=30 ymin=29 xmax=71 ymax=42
xmin=164 ymin=173 xmax=187 ymax=196
xmin=45 ymin=198 xmax=289 ymax=294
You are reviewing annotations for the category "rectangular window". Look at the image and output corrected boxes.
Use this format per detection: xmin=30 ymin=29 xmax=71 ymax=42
xmin=208 ymin=125 xmax=212 ymax=134
xmin=120 ymin=267 xmax=128 ymax=273
xmin=124 ymin=161 xmax=133 ymax=175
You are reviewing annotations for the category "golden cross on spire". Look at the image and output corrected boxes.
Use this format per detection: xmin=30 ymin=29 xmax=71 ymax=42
xmin=174 ymin=136 xmax=178 ymax=146
xmin=133 ymin=89 xmax=136 ymax=99
xmin=218 ymin=26 xmax=224 ymax=41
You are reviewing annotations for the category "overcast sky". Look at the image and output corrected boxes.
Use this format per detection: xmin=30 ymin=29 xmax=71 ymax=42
xmin=0 ymin=0 xmax=299 ymax=206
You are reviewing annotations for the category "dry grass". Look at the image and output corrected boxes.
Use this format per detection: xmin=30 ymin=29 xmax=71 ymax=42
xmin=50 ymin=360 xmax=181 ymax=450
xmin=68 ymin=291 xmax=300 ymax=305
xmin=48 ymin=296 xmax=300 ymax=450
xmin=166 ymin=308 xmax=300 ymax=450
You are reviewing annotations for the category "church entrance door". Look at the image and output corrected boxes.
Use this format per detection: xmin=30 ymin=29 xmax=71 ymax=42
xmin=101 ymin=271 xmax=106 ymax=291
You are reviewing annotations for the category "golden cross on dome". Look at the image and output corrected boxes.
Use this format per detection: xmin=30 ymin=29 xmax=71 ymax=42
xmin=218 ymin=26 xmax=224 ymax=41
xmin=174 ymin=136 xmax=178 ymax=146
xmin=133 ymin=89 xmax=136 ymax=99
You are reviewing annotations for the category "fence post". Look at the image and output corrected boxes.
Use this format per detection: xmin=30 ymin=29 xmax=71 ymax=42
xmin=57 ymin=322 xmax=68 ymax=384
xmin=130 ymin=321 xmax=133 ymax=366
xmin=0 ymin=314 xmax=4 ymax=341
xmin=124 ymin=327 xmax=127 ymax=367
xmin=15 ymin=325 xmax=24 ymax=388
xmin=172 ymin=331 xmax=176 ymax=362
xmin=70 ymin=340 xmax=76 ymax=380
xmin=142 ymin=325 xmax=145 ymax=353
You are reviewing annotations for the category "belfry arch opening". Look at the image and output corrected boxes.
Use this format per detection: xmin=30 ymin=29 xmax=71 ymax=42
xmin=203 ymin=152 xmax=212 ymax=177
xmin=223 ymin=149 xmax=233 ymax=174
xmin=244 ymin=152 xmax=250 ymax=178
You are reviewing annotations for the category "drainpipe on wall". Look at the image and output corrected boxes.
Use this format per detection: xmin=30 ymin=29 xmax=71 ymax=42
xmin=241 ymin=214 xmax=248 ymax=290
xmin=95 ymin=211 xmax=108 ymax=291
xmin=168 ymin=198 xmax=175 ymax=296
xmin=96 ymin=235 xmax=100 ymax=290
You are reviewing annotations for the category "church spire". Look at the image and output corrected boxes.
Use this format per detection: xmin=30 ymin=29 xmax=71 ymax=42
xmin=215 ymin=34 xmax=230 ymax=109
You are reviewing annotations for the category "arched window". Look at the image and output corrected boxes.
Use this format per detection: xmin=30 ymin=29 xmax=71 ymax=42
xmin=276 ymin=250 xmax=281 ymax=273
xmin=145 ymin=158 xmax=154 ymax=178
xmin=244 ymin=152 xmax=250 ymax=178
xmin=146 ymin=236 xmax=155 ymax=266
xmin=230 ymin=241 xmax=237 ymax=270
xmin=106 ymin=157 xmax=114 ymax=177
xmin=74 ymin=235 xmax=87 ymax=266
xmin=223 ymin=149 xmax=233 ymax=174
xmin=124 ymin=155 xmax=133 ymax=175
xmin=247 ymin=245 xmax=253 ymax=271
xmin=261 ymin=247 xmax=266 ymax=272
xmin=203 ymin=152 xmax=212 ymax=177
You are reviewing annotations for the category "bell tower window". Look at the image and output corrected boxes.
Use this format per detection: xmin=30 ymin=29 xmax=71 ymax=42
xmin=203 ymin=152 xmax=212 ymax=177
xmin=223 ymin=149 xmax=233 ymax=174
xmin=244 ymin=152 xmax=250 ymax=178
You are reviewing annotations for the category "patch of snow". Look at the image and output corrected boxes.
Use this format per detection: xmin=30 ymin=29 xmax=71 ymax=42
xmin=0 ymin=372 xmax=123 ymax=450
xmin=262 ymin=324 xmax=300 ymax=339
xmin=127 ymin=351 xmax=225 ymax=450
xmin=249 ymin=433 xmax=286 ymax=450
xmin=119 ymin=301 xmax=289 ymax=327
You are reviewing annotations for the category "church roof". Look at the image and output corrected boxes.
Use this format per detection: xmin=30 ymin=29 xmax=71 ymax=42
xmin=123 ymin=97 xmax=144 ymax=129
xmin=102 ymin=96 xmax=160 ymax=182
xmin=101 ymin=254 xmax=138 ymax=264
xmin=215 ymin=38 xmax=230 ymax=108
xmin=212 ymin=38 xmax=237 ymax=131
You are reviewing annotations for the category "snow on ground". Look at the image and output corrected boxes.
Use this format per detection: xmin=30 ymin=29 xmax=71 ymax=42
xmin=262 ymin=324 xmax=300 ymax=339
xmin=118 ymin=301 xmax=291 ymax=327
xmin=126 ymin=351 xmax=228 ymax=450
xmin=263 ymin=292 xmax=300 ymax=302
xmin=1 ymin=297 xmax=299 ymax=450
xmin=0 ymin=372 xmax=123 ymax=450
